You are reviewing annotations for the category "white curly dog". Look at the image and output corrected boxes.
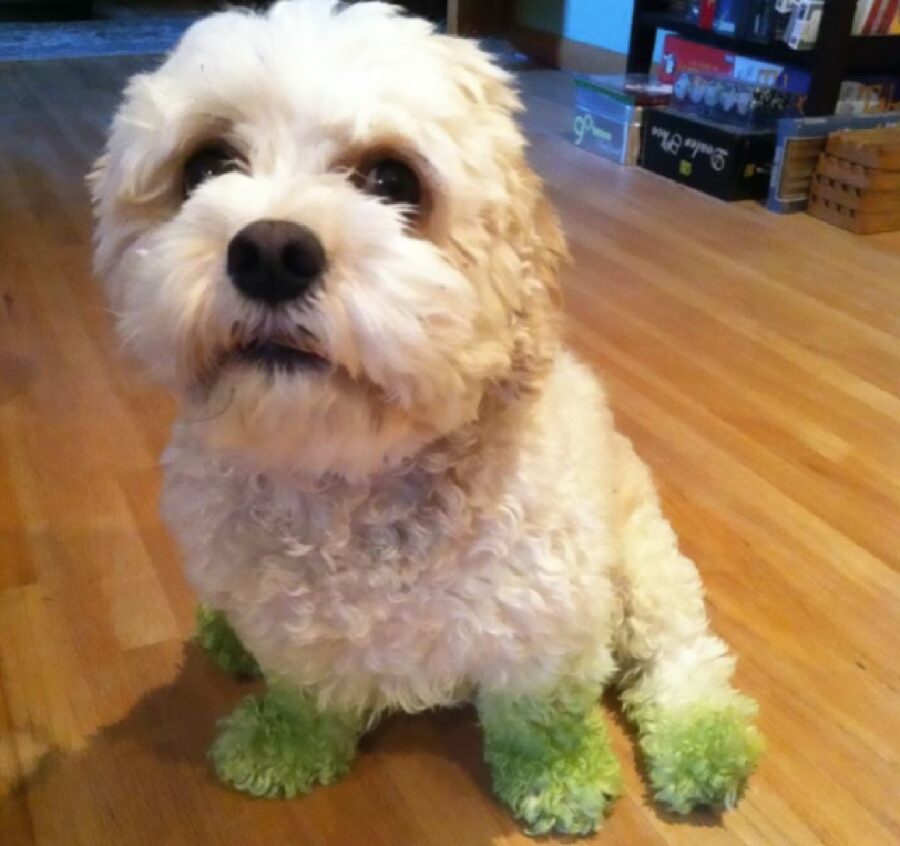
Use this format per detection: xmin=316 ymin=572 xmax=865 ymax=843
xmin=92 ymin=0 xmax=761 ymax=835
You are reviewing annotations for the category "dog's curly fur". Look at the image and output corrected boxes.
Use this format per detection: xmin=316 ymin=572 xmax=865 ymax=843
xmin=91 ymin=0 xmax=761 ymax=834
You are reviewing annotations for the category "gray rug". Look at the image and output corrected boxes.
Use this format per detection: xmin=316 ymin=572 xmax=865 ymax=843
xmin=0 ymin=16 xmax=198 ymax=61
xmin=0 ymin=16 xmax=533 ymax=67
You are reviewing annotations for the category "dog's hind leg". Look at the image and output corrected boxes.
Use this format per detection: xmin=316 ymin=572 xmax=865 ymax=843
xmin=477 ymin=677 xmax=622 ymax=836
xmin=210 ymin=677 xmax=369 ymax=798
xmin=194 ymin=604 xmax=261 ymax=680
xmin=611 ymin=434 xmax=762 ymax=814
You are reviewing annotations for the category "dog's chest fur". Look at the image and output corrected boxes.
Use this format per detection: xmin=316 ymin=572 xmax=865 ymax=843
xmin=162 ymin=362 xmax=619 ymax=711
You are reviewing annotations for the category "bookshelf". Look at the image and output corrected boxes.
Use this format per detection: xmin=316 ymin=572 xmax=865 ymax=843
xmin=626 ymin=1 xmax=900 ymax=115
xmin=0 ymin=0 xmax=93 ymax=21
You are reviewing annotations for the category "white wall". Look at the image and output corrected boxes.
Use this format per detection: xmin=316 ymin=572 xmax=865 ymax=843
xmin=563 ymin=0 xmax=634 ymax=52
xmin=514 ymin=0 xmax=672 ymax=66
xmin=514 ymin=0 xmax=635 ymax=54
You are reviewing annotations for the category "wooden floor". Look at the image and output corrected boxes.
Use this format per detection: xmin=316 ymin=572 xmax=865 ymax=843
xmin=1 ymin=55 xmax=898 ymax=846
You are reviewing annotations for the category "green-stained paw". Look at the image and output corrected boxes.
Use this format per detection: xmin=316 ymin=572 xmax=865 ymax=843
xmin=195 ymin=604 xmax=261 ymax=679
xmin=479 ymin=687 xmax=622 ymax=837
xmin=210 ymin=680 xmax=364 ymax=798
xmin=638 ymin=699 xmax=763 ymax=814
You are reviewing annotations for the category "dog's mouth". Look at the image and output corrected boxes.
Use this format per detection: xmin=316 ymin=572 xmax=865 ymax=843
xmin=227 ymin=327 xmax=330 ymax=374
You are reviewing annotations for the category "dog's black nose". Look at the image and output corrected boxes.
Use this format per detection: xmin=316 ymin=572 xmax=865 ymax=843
xmin=227 ymin=219 xmax=326 ymax=306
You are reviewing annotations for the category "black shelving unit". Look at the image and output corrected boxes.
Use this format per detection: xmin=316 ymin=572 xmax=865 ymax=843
xmin=0 ymin=1 xmax=93 ymax=21
xmin=627 ymin=0 xmax=900 ymax=116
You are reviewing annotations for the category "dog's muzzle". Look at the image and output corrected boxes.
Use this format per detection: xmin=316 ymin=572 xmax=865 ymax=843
xmin=227 ymin=219 xmax=326 ymax=307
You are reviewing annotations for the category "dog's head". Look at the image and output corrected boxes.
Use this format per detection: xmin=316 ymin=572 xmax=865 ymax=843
xmin=92 ymin=0 xmax=565 ymax=479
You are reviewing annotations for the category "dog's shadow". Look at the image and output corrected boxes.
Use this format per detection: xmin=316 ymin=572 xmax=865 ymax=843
xmin=2 ymin=644 xmax=255 ymax=845
xmin=1 ymin=643 xmax=523 ymax=845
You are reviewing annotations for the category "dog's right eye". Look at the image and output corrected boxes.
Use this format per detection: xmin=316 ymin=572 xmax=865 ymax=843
xmin=182 ymin=144 xmax=242 ymax=197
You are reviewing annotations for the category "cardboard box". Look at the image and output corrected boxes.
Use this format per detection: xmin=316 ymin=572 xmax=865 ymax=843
xmin=784 ymin=0 xmax=824 ymax=50
xmin=835 ymin=76 xmax=900 ymax=115
xmin=641 ymin=108 xmax=776 ymax=201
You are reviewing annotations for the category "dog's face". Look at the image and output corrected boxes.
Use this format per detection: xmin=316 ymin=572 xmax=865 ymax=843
xmin=92 ymin=0 xmax=564 ymax=479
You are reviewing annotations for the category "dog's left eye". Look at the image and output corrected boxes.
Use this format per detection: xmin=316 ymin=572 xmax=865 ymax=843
xmin=361 ymin=159 xmax=422 ymax=208
xmin=183 ymin=144 xmax=242 ymax=197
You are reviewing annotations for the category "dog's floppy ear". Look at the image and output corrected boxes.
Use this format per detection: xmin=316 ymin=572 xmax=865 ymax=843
xmin=440 ymin=37 xmax=568 ymax=304
xmin=528 ymin=176 xmax=568 ymax=308
xmin=441 ymin=39 xmax=569 ymax=400
xmin=502 ymin=161 xmax=568 ymax=400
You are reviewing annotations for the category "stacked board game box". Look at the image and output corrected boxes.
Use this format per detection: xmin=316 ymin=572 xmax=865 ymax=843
xmin=572 ymin=74 xmax=672 ymax=166
xmin=641 ymin=108 xmax=776 ymax=201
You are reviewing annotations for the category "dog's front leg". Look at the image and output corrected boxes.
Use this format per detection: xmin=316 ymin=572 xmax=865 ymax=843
xmin=210 ymin=677 xmax=369 ymax=798
xmin=477 ymin=683 xmax=622 ymax=836
xmin=194 ymin=604 xmax=262 ymax=680
xmin=612 ymin=434 xmax=763 ymax=813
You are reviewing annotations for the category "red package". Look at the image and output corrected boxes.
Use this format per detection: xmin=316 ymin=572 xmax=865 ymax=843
xmin=658 ymin=34 xmax=733 ymax=83
xmin=698 ymin=0 xmax=717 ymax=29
